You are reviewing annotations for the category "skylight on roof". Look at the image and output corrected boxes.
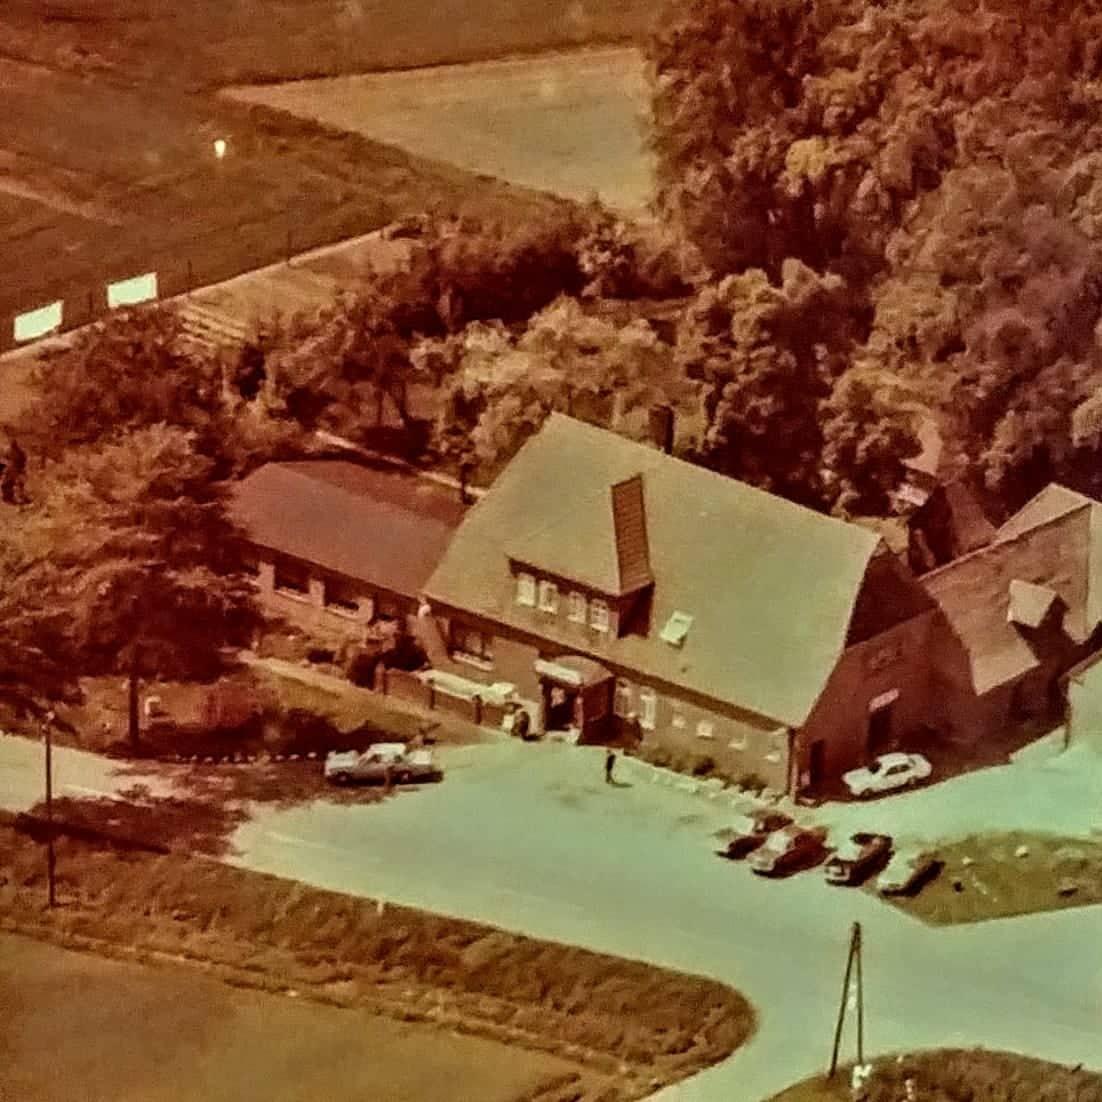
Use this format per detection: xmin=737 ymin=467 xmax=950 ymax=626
xmin=660 ymin=611 xmax=693 ymax=648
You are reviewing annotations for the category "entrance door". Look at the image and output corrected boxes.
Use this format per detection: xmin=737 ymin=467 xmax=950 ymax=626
xmin=544 ymin=683 xmax=578 ymax=731
xmin=807 ymin=740 xmax=826 ymax=791
xmin=867 ymin=702 xmax=894 ymax=757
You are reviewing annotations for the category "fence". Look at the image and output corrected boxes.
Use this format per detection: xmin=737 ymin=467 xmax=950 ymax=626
xmin=380 ymin=667 xmax=508 ymax=731
xmin=0 ymin=222 xmax=315 ymax=357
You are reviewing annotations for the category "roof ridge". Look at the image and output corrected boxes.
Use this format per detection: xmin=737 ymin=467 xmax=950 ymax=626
xmin=926 ymin=497 xmax=1094 ymax=581
xmin=545 ymin=414 xmax=877 ymax=548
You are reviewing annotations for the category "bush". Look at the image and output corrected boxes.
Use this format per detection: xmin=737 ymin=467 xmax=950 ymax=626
xmin=691 ymin=755 xmax=716 ymax=778
xmin=736 ymin=772 xmax=767 ymax=796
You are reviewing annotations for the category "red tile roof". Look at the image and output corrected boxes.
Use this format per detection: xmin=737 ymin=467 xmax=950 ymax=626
xmin=230 ymin=461 xmax=467 ymax=598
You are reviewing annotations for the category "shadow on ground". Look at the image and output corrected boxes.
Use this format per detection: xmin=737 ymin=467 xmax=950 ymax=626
xmin=24 ymin=784 xmax=250 ymax=858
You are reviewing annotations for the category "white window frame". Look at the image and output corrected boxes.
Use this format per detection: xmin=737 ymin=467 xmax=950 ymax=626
xmin=671 ymin=708 xmax=686 ymax=730
xmin=516 ymin=572 xmax=536 ymax=607
xmin=729 ymin=733 xmax=748 ymax=751
xmin=696 ymin=719 xmax=715 ymax=740
xmin=639 ymin=688 xmax=657 ymax=731
xmin=450 ymin=623 xmax=494 ymax=669
xmin=538 ymin=579 xmax=559 ymax=614
xmin=590 ymin=598 xmax=610 ymax=633
xmin=568 ymin=591 xmax=587 ymax=624
xmin=613 ymin=679 xmax=633 ymax=718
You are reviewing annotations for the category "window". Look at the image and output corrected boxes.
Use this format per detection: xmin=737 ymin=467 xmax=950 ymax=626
xmin=325 ymin=577 xmax=362 ymax=617
xmin=590 ymin=598 xmax=610 ymax=633
xmin=516 ymin=572 xmax=536 ymax=607
xmin=538 ymin=579 xmax=559 ymax=614
xmin=696 ymin=719 xmax=714 ymax=740
xmin=273 ymin=560 xmax=309 ymax=597
xmin=639 ymin=688 xmax=657 ymax=730
xmin=660 ymin=611 xmax=694 ymax=648
xmin=568 ymin=591 xmax=587 ymax=624
xmin=450 ymin=623 xmax=494 ymax=665
xmin=729 ymin=733 xmax=747 ymax=751
xmin=671 ymin=708 xmax=686 ymax=730
xmin=614 ymin=679 xmax=633 ymax=717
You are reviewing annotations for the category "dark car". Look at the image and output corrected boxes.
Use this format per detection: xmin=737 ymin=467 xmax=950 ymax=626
xmin=716 ymin=810 xmax=794 ymax=859
xmin=749 ymin=825 xmax=829 ymax=877
xmin=824 ymin=832 xmax=893 ymax=886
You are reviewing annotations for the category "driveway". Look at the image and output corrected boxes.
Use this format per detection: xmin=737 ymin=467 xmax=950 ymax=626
xmin=815 ymin=741 xmax=1102 ymax=844
xmin=1 ymin=734 xmax=1100 ymax=1100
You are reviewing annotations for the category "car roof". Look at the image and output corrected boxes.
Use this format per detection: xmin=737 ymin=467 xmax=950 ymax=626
xmin=877 ymin=752 xmax=913 ymax=767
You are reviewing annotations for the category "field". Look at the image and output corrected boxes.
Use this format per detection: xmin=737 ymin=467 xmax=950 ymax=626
xmin=227 ymin=47 xmax=655 ymax=213
xmin=0 ymin=0 xmax=653 ymax=348
xmin=0 ymin=817 xmax=754 ymax=1100
xmin=0 ymin=932 xmax=583 ymax=1102
xmin=0 ymin=53 xmax=562 ymax=341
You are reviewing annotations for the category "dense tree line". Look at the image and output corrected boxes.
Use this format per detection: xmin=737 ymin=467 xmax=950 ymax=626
xmin=649 ymin=0 xmax=1102 ymax=512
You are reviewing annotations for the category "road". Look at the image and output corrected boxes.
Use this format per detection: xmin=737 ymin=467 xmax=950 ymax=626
xmin=1 ymin=733 xmax=1100 ymax=1100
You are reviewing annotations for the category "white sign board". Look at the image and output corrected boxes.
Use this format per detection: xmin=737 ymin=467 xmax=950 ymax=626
xmin=13 ymin=300 xmax=63 ymax=343
xmin=107 ymin=271 xmax=158 ymax=309
xmin=868 ymin=688 xmax=901 ymax=712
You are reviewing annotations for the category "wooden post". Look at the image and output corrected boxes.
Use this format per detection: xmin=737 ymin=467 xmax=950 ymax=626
xmin=43 ymin=710 xmax=56 ymax=908
xmin=828 ymin=922 xmax=862 ymax=1078
xmin=855 ymin=922 xmax=865 ymax=1066
xmin=128 ymin=649 xmax=141 ymax=749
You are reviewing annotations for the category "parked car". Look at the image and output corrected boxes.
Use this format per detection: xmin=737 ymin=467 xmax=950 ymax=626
xmin=716 ymin=810 xmax=793 ymax=859
xmin=324 ymin=742 xmax=441 ymax=786
xmin=843 ymin=752 xmax=932 ymax=798
xmin=876 ymin=848 xmax=942 ymax=895
xmin=749 ymin=824 xmax=829 ymax=877
xmin=825 ymin=832 xmax=893 ymax=886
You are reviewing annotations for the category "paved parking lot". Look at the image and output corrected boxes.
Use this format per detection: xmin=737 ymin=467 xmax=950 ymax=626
xmin=2 ymin=734 xmax=1101 ymax=1100
xmin=815 ymin=741 xmax=1102 ymax=844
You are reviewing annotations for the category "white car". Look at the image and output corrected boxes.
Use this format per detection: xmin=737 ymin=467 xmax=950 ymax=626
xmin=842 ymin=752 xmax=931 ymax=798
xmin=876 ymin=848 xmax=941 ymax=895
xmin=324 ymin=742 xmax=440 ymax=786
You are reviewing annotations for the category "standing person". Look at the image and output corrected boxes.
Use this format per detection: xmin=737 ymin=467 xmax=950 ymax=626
xmin=604 ymin=748 xmax=617 ymax=785
xmin=513 ymin=706 xmax=531 ymax=742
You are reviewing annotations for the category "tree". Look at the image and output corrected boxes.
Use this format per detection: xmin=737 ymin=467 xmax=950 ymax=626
xmin=17 ymin=307 xmax=222 ymax=457
xmin=820 ymin=368 xmax=922 ymax=516
xmin=676 ymin=259 xmax=872 ymax=506
xmin=430 ymin=298 xmax=681 ymax=478
xmin=15 ymin=306 xmax=308 ymax=480
xmin=649 ymin=0 xmax=1102 ymax=513
xmin=16 ymin=425 xmax=261 ymax=746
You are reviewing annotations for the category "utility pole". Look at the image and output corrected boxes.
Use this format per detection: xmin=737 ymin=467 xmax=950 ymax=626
xmin=829 ymin=921 xmax=864 ymax=1078
xmin=43 ymin=709 xmax=56 ymax=908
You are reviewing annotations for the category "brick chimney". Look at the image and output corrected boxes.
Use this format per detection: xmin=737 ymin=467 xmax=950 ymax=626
xmin=648 ymin=403 xmax=675 ymax=454
xmin=611 ymin=474 xmax=653 ymax=593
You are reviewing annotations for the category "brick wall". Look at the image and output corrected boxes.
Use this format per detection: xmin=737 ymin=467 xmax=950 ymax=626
xmin=796 ymin=610 xmax=940 ymax=786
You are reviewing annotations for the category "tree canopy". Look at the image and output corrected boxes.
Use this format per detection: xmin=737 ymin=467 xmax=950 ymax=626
xmin=428 ymin=297 xmax=684 ymax=479
xmin=5 ymin=425 xmax=261 ymax=741
xmin=649 ymin=0 xmax=1102 ymax=512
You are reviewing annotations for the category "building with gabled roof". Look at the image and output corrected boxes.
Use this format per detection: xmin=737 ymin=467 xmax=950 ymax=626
xmin=423 ymin=414 xmax=943 ymax=793
xmin=230 ymin=459 xmax=467 ymax=641
xmin=922 ymin=483 xmax=1102 ymax=737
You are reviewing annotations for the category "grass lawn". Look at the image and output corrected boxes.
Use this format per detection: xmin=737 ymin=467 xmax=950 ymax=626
xmin=766 ymin=1049 xmax=1102 ymax=1102
xmin=0 ymin=931 xmax=587 ymax=1102
xmin=873 ymin=831 xmax=1102 ymax=925
xmin=0 ymin=819 xmax=753 ymax=1099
